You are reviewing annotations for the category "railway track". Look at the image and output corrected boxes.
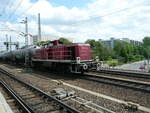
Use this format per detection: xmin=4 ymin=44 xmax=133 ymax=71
xmin=84 ymin=72 xmax=150 ymax=93
xmin=0 ymin=64 xmax=149 ymax=113
xmin=93 ymin=69 xmax=150 ymax=79
xmin=0 ymin=80 xmax=33 ymax=113
xmin=0 ymin=68 xmax=81 ymax=113
xmin=0 ymin=66 xmax=117 ymax=113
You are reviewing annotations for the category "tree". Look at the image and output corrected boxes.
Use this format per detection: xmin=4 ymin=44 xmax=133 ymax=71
xmin=37 ymin=40 xmax=51 ymax=46
xmin=143 ymin=37 xmax=150 ymax=46
xmin=114 ymin=41 xmax=137 ymax=62
xmin=85 ymin=39 xmax=113 ymax=60
xmin=143 ymin=46 xmax=150 ymax=59
xmin=85 ymin=37 xmax=150 ymax=63
xmin=59 ymin=37 xmax=72 ymax=44
xmin=85 ymin=39 xmax=97 ymax=49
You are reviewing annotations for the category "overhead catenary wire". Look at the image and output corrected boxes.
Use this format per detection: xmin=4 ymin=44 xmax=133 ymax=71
xmin=8 ymin=0 xmax=24 ymax=21
xmin=0 ymin=1 xmax=148 ymax=36
xmin=0 ymin=1 xmax=146 ymax=41
xmin=0 ymin=0 xmax=12 ymax=18
xmin=0 ymin=22 xmax=19 ymax=32
xmin=8 ymin=0 xmax=37 ymax=23
xmin=0 ymin=28 xmax=21 ymax=33
xmin=68 ymin=1 xmax=147 ymax=26
xmin=5 ymin=0 xmax=15 ymax=19
xmin=19 ymin=2 xmax=36 ymax=18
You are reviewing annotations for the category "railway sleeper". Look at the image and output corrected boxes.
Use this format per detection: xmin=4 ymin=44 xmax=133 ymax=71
xmin=22 ymin=95 xmax=36 ymax=100
xmin=30 ymin=101 xmax=45 ymax=107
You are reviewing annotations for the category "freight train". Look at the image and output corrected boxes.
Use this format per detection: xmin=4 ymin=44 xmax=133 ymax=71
xmin=0 ymin=40 xmax=100 ymax=74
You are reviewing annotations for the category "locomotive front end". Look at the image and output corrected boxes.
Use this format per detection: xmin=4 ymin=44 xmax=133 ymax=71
xmin=70 ymin=44 xmax=101 ymax=74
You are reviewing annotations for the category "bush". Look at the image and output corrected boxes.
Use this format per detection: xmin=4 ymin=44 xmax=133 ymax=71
xmin=106 ymin=58 xmax=120 ymax=66
xmin=128 ymin=55 xmax=144 ymax=62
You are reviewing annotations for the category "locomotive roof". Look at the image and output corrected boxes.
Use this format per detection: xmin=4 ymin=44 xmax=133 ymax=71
xmin=50 ymin=40 xmax=90 ymax=46
xmin=48 ymin=43 xmax=90 ymax=48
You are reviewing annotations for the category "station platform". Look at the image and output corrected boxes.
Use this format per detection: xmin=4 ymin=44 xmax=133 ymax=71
xmin=0 ymin=91 xmax=13 ymax=113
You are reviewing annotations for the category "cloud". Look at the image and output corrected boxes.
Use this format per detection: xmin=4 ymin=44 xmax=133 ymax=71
xmin=0 ymin=0 xmax=150 ymax=48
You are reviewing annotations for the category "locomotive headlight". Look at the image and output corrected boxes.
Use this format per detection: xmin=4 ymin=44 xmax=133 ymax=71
xmin=83 ymin=63 xmax=88 ymax=70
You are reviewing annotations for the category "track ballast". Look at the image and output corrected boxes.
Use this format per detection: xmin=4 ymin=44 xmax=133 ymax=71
xmin=0 ymin=68 xmax=81 ymax=113
xmin=84 ymin=72 xmax=150 ymax=93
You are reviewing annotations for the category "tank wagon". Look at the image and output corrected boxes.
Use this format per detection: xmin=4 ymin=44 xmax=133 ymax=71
xmin=0 ymin=40 xmax=100 ymax=74
xmin=0 ymin=45 xmax=37 ymax=62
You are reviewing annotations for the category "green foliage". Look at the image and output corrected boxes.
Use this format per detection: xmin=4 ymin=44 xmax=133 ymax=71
xmin=143 ymin=37 xmax=150 ymax=46
xmin=142 ymin=46 xmax=150 ymax=59
xmin=114 ymin=41 xmax=135 ymax=62
xmin=85 ymin=39 xmax=113 ymax=60
xmin=59 ymin=37 xmax=72 ymax=44
xmin=85 ymin=39 xmax=97 ymax=48
xmin=36 ymin=38 xmax=72 ymax=46
xmin=142 ymin=37 xmax=150 ymax=59
xmin=37 ymin=40 xmax=51 ymax=46
xmin=106 ymin=58 xmax=120 ymax=66
xmin=85 ymin=37 xmax=150 ymax=65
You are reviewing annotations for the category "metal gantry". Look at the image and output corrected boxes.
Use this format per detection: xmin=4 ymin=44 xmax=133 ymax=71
xmin=4 ymin=34 xmax=19 ymax=51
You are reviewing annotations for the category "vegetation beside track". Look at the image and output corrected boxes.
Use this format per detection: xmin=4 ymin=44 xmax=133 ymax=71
xmin=85 ymin=37 xmax=150 ymax=66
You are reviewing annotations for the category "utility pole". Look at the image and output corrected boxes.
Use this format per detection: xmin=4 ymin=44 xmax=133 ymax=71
xmin=25 ymin=17 xmax=29 ymax=68
xmin=15 ymin=42 xmax=19 ymax=50
xmin=5 ymin=34 xmax=9 ymax=51
xmin=9 ymin=36 xmax=12 ymax=51
xmin=38 ymin=13 xmax=41 ymax=42
xmin=20 ymin=17 xmax=30 ymax=69
xmin=25 ymin=17 xmax=28 ymax=46
xmin=20 ymin=17 xmax=28 ymax=46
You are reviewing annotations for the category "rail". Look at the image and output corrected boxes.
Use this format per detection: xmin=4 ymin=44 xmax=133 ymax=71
xmin=0 ymin=68 xmax=81 ymax=113
xmin=84 ymin=73 xmax=150 ymax=93
xmin=92 ymin=68 xmax=150 ymax=79
xmin=0 ymin=80 xmax=35 ymax=113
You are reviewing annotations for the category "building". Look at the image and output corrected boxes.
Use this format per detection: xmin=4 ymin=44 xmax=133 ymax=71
xmin=99 ymin=38 xmax=142 ymax=50
xmin=99 ymin=37 xmax=118 ymax=49
xmin=32 ymin=35 xmax=38 ymax=45
xmin=121 ymin=38 xmax=130 ymax=43
xmin=129 ymin=40 xmax=142 ymax=46
xmin=32 ymin=35 xmax=73 ymax=45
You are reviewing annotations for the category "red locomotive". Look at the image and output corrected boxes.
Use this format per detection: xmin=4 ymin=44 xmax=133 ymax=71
xmin=0 ymin=40 xmax=100 ymax=74
xmin=32 ymin=40 xmax=99 ymax=73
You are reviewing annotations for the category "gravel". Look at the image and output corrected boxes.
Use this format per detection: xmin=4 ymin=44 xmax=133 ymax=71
xmin=0 ymin=63 xmax=149 ymax=113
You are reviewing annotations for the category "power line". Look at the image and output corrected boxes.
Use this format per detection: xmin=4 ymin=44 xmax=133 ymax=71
xmin=19 ymin=3 xmax=36 ymax=18
xmin=0 ymin=0 xmax=11 ymax=18
xmin=5 ymin=0 xmax=15 ymax=19
xmin=0 ymin=1 xmax=36 ymax=40
xmin=0 ymin=22 xmax=16 ymax=31
xmin=0 ymin=29 xmax=21 ymax=33
xmin=8 ymin=1 xmax=37 ymax=23
xmin=8 ymin=0 xmax=24 ymax=21
xmin=68 ymin=2 xmax=147 ymax=26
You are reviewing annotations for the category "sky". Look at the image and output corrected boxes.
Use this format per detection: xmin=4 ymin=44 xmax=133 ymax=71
xmin=0 ymin=0 xmax=150 ymax=50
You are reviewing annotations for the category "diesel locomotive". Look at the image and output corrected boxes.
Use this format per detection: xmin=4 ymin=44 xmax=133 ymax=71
xmin=0 ymin=40 xmax=100 ymax=74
